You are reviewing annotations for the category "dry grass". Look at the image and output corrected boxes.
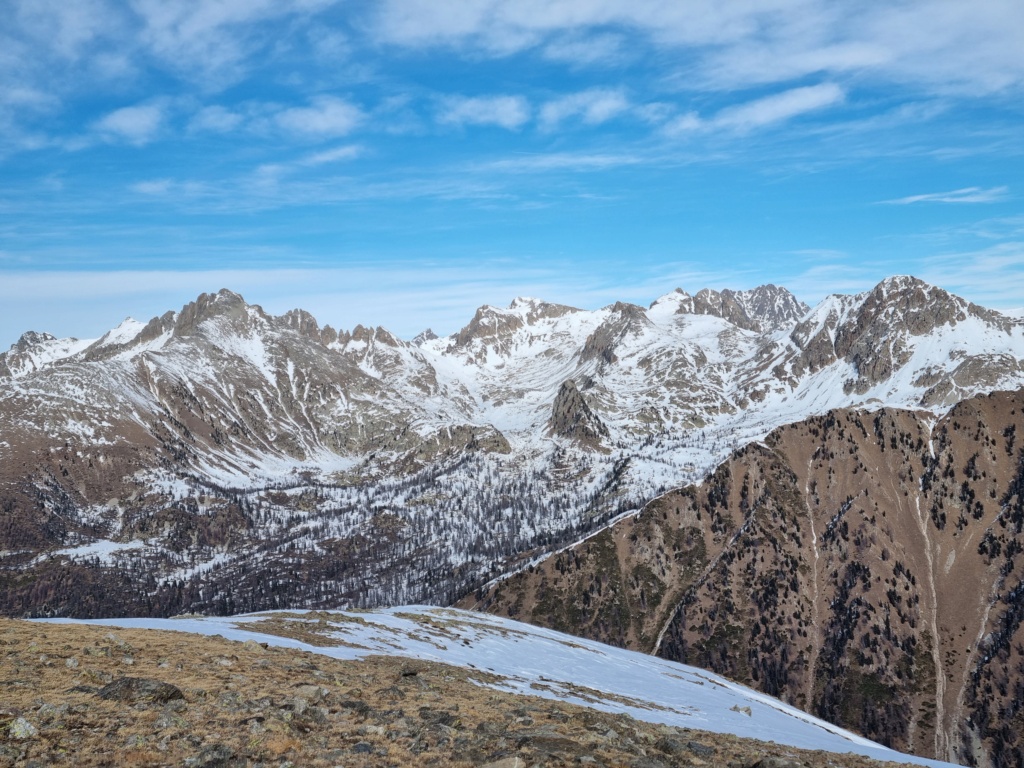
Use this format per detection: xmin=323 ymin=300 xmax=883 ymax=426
xmin=0 ymin=618 xmax=934 ymax=767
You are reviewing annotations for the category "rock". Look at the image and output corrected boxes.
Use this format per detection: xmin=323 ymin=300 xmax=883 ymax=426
xmin=352 ymin=741 xmax=373 ymax=754
xmin=104 ymin=632 xmax=133 ymax=652
xmin=339 ymin=699 xmax=371 ymax=717
xmin=294 ymin=684 xmax=328 ymax=703
xmin=9 ymin=717 xmax=38 ymax=739
xmin=67 ymin=684 xmax=100 ymax=695
xmin=547 ymin=379 xmax=609 ymax=446
xmin=687 ymin=741 xmax=715 ymax=758
xmin=629 ymin=758 xmax=669 ymax=768
xmin=183 ymin=743 xmax=239 ymax=767
xmin=749 ymin=758 xmax=806 ymax=768
xmin=479 ymin=758 xmax=527 ymax=768
xmin=418 ymin=707 xmax=460 ymax=727
xmin=730 ymin=704 xmax=752 ymax=716
xmin=97 ymin=677 xmax=185 ymax=705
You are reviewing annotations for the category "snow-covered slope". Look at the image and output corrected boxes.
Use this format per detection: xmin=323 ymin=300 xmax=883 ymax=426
xmin=40 ymin=606 xmax=961 ymax=768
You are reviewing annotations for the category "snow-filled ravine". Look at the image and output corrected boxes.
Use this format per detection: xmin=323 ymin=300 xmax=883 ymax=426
xmin=39 ymin=606 xmax=963 ymax=768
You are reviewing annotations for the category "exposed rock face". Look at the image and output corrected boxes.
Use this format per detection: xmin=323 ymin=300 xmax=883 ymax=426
xmin=467 ymin=389 xmax=1024 ymax=768
xmin=692 ymin=286 xmax=809 ymax=333
xmin=412 ymin=328 xmax=439 ymax=346
xmin=547 ymin=379 xmax=609 ymax=446
xmin=579 ymin=301 xmax=651 ymax=366
xmin=652 ymin=285 xmax=809 ymax=334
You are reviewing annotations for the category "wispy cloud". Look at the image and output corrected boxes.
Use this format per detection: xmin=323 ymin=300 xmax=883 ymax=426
xmin=438 ymin=95 xmax=530 ymax=130
xmin=918 ymin=242 xmax=1024 ymax=309
xmin=542 ymin=33 xmax=628 ymax=67
xmin=665 ymin=83 xmax=845 ymax=135
xmin=275 ymin=96 xmax=363 ymax=138
xmin=881 ymin=186 xmax=1010 ymax=205
xmin=300 ymin=144 xmax=363 ymax=166
xmin=92 ymin=103 xmax=165 ymax=145
xmin=131 ymin=0 xmax=337 ymax=85
xmin=715 ymin=83 xmax=846 ymax=131
xmin=188 ymin=105 xmax=244 ymax=133
xmin=248 ymin=144 xmax=363 ymax=184
xmin=479 ymin=152 xmax=643 ymax=173
xmin=539 ymin=88 xmax=630 ymax=131
xmin=129 ymin=179 xmax=174 ymax=195
xmin=370 ymin=0 xmax=1024 ymax=96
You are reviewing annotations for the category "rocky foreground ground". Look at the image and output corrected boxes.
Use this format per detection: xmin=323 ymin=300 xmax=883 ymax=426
xmin=1 ymin=617 xmax=940 ymax=768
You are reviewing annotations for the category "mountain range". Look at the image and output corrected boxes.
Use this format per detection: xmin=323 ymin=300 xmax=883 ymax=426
xmin=2 ymin=276 xmax=1022 ymax=611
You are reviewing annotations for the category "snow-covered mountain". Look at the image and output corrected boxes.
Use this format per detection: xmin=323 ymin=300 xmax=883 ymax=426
xmin=40 ymin=606 xmax=961 ymax=768
xmin=2 ymin=276 xmax=1023 ymax=618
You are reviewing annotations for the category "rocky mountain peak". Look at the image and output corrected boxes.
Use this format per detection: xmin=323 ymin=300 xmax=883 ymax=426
xmin=649 ymin=288 xmax=695 ymax=313
xmin=580 ymin=302 xmax=653 ymax=365
xmin=13 ymin=330 xmax=57 ymax=351
xmin=412 ymin=328 xmax=439 ymax=346
xmin=281 ymin=308 xmax=321 ymax=340
xmin=692 ymin=288 xmax=761 ymax=332
xmin=851 ymin=276 xmax=967 ymax=337
xmin=547 ymin=378 xmax=609 ymax=447
xmin=650 ymin=285 xmax=807 ymax=333
xmin=733 ymin=284 xmax=810 ymax=332
xmin=451 ymin=304 xmax=526 ymax=354
xmin=349 ymin=324 xmax=401 ymax=349
xmin=173 ymin=289 xmax=261 ymax=337
xmin=0 ymin=331 xmax=65 ymax=378
xmin=508 ymin=296 xmax=540 ymax=310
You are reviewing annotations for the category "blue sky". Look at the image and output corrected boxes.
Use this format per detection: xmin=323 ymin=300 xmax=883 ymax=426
xmin=2 ymin=0 xmax=1023 ymax=346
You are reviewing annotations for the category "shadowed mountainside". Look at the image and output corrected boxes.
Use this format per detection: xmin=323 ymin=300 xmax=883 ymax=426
xmin=465 ymin=390 xmax=1024 ymax=768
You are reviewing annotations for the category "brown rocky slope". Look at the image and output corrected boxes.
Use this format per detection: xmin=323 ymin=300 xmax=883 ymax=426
xmin=463 ymin=389 xmax=1024 ymax=768
xmin=1 ymin=618 xmax=935 ymax=768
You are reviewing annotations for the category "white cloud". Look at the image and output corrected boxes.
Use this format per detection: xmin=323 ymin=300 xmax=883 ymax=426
xmin=665 ymin=83 xmax=845 ymax=135
xmin=370 ymin=0 xmax=1024 ymax=96
xmin=539 ymin=88 xmax=630 ymax=130
xmin=438 ymin=95 xmax=530 ymax=130
xmin=881 ymin=186 xmax=1010 ymax=205
xmin=189 ymin=105 xmax=244 ymax=133
xmin=130 ymin=0 xmax=337 ymax=85
xmin=918 ymin=242 xmax=1024 ymax=308
xmin=542 ymin=32 xmax=627 ymax=66
xmin=247 ymin=144 xmax=362 ymax=185
xmin=12 ymin=0 xmax=115 ymax=61
xmin=93 ymin=103 xmax=164 ymax=145
xmin=714 ymin=83 xmax=845 ymax=131
xmin=300 ymin=144 xmax=363 ymax=166
xmin=130 ymin=179 xmax=173 ymax=195
xmin=275 ymin=96 xmax=363 ymax=137
xmin=479 ymin=151 xmax=642 ymax=173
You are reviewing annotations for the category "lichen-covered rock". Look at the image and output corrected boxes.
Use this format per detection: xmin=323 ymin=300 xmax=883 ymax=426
xmin=97 ymin=676 xmax=184 ymax=705
xmin=9 ymin=717 xmax=38 ymax=740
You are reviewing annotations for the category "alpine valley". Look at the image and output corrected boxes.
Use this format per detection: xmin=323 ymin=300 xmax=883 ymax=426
xmin=3 ymin=275 xmax=1024 ymax=766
